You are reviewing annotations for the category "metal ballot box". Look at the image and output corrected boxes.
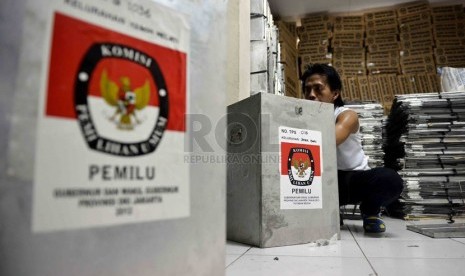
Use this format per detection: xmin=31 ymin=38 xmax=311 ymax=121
xmin=227 ymin=93 xmax=340 ymax=248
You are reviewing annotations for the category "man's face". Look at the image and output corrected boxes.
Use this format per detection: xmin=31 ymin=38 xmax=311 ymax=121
xmin=303 ymin=74 xmax=339 ymax=104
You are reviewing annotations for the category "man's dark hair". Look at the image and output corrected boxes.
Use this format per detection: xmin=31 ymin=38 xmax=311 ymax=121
xmin=300 ymin=63 xmax=344 ymax=107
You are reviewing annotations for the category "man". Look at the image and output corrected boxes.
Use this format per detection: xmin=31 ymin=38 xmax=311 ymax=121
xmin=301 ymin=63 xmax=403 ymax=233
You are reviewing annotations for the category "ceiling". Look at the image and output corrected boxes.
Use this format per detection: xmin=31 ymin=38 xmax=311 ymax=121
xmin=268 ymin=0 xmax=465 ymax=22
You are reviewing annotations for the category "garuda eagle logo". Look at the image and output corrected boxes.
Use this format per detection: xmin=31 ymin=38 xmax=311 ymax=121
xmin=100 ymin=69 xmax=150 ymax=130
xmin=293 ymin=158 xmax=309 ymax=177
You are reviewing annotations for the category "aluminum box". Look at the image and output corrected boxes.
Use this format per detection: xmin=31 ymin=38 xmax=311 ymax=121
xmin=0 ymin=1 xmax=227 ymax=275
xmin=227 ymin=93 xmax=340 ymax=248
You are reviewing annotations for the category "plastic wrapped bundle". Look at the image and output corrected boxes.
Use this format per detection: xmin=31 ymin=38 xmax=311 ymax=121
xmin=346 ymin=103 xmax=385 ymax=168
xmin=384 ymin=92 xmax=465 ymax=221
xmin=341 ymin=103 xmax=385 ymax=220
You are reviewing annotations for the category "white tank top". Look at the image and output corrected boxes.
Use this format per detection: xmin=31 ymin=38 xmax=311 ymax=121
xmin=334 ymin=106 xmax=370 ymax=171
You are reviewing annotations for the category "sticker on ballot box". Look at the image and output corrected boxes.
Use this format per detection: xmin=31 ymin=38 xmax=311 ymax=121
xmin=32 ymin=0 xmax=190 ymax=233
xmin=279 ymin=126 xmax=323 ymax=209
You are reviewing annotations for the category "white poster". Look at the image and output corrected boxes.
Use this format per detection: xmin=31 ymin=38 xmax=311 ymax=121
xmin=279 ymin=126 xmax=323 ymax=209
xmin=32 ymin=0 xmax=190 ymax=232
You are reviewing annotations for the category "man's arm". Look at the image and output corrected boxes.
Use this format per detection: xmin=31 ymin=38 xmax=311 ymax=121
xmin=335 ymin=110 xmax=359 ymax=146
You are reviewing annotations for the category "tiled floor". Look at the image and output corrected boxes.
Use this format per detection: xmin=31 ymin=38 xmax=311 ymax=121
xmin=226 ymin=217 xmax=465 ymax=276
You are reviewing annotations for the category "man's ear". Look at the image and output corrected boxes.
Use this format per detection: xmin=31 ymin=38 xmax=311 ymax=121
xmin=333 ymin=90 xmax=340 ymax=101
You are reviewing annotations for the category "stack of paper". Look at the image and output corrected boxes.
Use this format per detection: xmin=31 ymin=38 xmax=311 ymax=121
xmin=384 ymin=92 xmax=465 ymax=220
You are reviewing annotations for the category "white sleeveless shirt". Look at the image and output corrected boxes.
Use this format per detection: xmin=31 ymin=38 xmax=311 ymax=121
xmin=334 ymin=106 xmax=370 ymax=171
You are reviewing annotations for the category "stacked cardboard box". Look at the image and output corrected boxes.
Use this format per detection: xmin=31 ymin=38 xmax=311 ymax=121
xmin=285 ymin=0 xmax=463 ymax=113
xmin=397 ymin=73 xmax=440 ymax=94
xmin=356 ymin=76 xmax=369 ymax=101
xmin=277 ymin=21 xmax=300 ymax=98
xmin=432 ymin=3 xmax=465 ymax=68
xmin=297 ymin=13 xmax=332 ymax=73
xmin=377 ymin=74 xmax=399 ymax=112
xmin=332 ymin=15 xmax=366 ymax=77
xmin=361 ymin=9 xmax=399 ymax=113
xmin=397 ymin=1 xmax=436 ymax=75
xmin=364 ymin=9 xmax=400 ymax=75
xmin=341 ymin=76 xmax=362 ymax=102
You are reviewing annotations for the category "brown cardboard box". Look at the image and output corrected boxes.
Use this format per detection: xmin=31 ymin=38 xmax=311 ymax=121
xmin=433 ymin=27 xmax=465 ymax=39
xmin=435 ymin=37 xmax=465 ymax=48
xmin=277 ymin=21 xmax=298 ymax=48
xmin=366 ymin=17 xmax=398 ymax=29
xmin=298 ymin=33 xmax=330 ymax=45
xmin=332 ymin=47 xmax=366 ymax=53
xmin=366 ymin=26 xmax=399 ymax=37
xmin=400 ymin=47 xmax=433 ymax=57
xmin=299 ymin=22 xmax=332 ymax=33
xmin=409 ymin=75 xmax=423 ymax=93
xmin=342 ymin=77 xmax=360 ymax=101
xmin=280 ymin=43 xmax=298 ymax=67
xmin=284 ymin=21 xmax=297 ymax=36
xmin=298 ymin=31 xmax=328 ymax=41
xmin=367 ymin=50 xmax=399 ymax=61
xmin=285 ymin=83 xmax=299 ymax=98
xmin=282 ymin=63 xmax=300 ymax=82
xmin=365 ymin=10 xmax=397 ymax=21
xmin=400 ymin=21 xmax=432 ymax=33
xmin=435 ymin=54 xmax=465 ymax=67
xmin=378 ymin=75 xmax=395 ymax=106
xmin=420 ymin=74 xmax=432 ymax=92
xmin=333 ymin=23 xmax=365 ymax=32
xmin=400 ymin=38 xmax=435 ymax=49
xmin=368 ymin=75 xmax=383 ymax=102
xmin=341 ymin=77 xmax=351 ymax=101
xmin=283 ymin=68 xmax=299 ymax=90
xmin=333 ymin=59 xmax=365 ymax=70
xmin=300 ymin=54 xmax=332 ymax=71
xmin=396 ymin=1 xmax=431 ymax=17
xmin=413 ymin=74 xmax=429 ymax=92
xmin=300 ymin=53 xmax=332 ymax=62
xmin=298 ymin=45 xmax=328 ymax=55
xmin=335 ymin=15 xmax=364 ymax=24
xmin=336 ymin=67 xmax=366 ymax=77
xmin=400 ymin=29 xmax=433 ymax=41
xmin=398 ymin=75 xmax=414 ymax=94
xmin=387 ymin=74 xmax=401 ymax=95
xmin=297 ymin=26 xmax=332 ymax=37
xmin=368 ymin=67 xmax=401 ymax=75
xmin=333 ymin=49 xmax=366 ymax=61
xmin=332 ymin=31 xmax=364 ymax=41
xmin=332 ymin=39 xmax=364 ymax=48
xmin=347 ymin=77 xmax=362 ymax=101
xmin=368 ymin=42 xmax=400 ymax=52
xmin=401 ymin=63 xmax=436 ymax=74
xmin=398 ymin=12 xmax=431 ymax=26
xmin=434 ymin=47 xmax=465 ymax=56
xmin=432 ymin=20 xmax=465 ymax=33
xmin=366 ymin=58 xmax=399 ymax=69
xmin=365 ymin=35 xmax=398 ymax=45
xmin=400 ymin=54 xmax=434 ymax=66
xmin=431 ymin=4 xmax=463 ymax=14
xmin=432 ymin=12 xmax=465 ymax=23
xmin=357 ymin=76 xmax=370 ymax=100
xmin=427 ymin=73 xmax=440 ymax=92
xmin=277 ymin=21 xmax=296 ymax=36
xmin=300 ymin=13 xmax=332 ymax=26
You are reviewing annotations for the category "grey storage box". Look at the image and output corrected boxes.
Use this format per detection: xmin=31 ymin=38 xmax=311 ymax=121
xmin=0 ymin=0 xmax=227 ymax=275
xmin=227 ymin=93 xmax=340 ymax=248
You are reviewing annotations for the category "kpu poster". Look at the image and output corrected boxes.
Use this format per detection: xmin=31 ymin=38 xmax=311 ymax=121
xmin=32 ymin=0 xmax=189 ymax=232
xmin=279 ymin=126 xmax=323 ymax=209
